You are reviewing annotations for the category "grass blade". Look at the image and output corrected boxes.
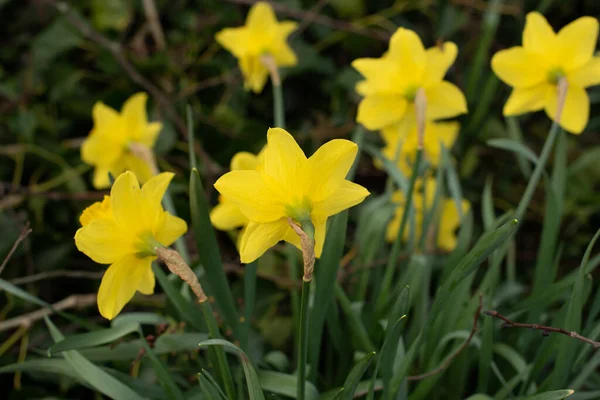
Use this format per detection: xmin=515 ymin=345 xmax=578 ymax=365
xmin=48 ymin=322 xmax=139 ymax=355
xmin=190 ymin=168 xmax=241 ymax=339
xmin=335 ymin=352 xmax=376 ymax=400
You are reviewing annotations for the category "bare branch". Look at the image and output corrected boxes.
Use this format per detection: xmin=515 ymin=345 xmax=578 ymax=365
xmin=10 ymin=270 xmax=103 ymax=285
xmin=484 ymin=310 xmax=600 ymax=350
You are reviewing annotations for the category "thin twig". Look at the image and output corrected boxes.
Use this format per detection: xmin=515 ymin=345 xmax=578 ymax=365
xmin=484 ymin=310 xmax=600 ymax=350
xmin=223 ymin=0 xmax=390 ymax=41
xmin=0 ymin=294 xmax=97 ymax=332
xmin=407 ymin=294 xmax=483 ymax=381
xmin=10 ymin=270 xmax=103 ymax=285
xmin=41 ymin=0 xmax=221 ymax=176
xmin=142 ymin=0 xmax=166 ymax=50
xmin=0 ymin=223 xmax=32 ymax=276
xmin=289 ymin=0 xmax=330 ymax=39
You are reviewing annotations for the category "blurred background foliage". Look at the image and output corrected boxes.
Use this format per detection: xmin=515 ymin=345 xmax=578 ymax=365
xmin=1 ymin=0 xmax=600 ymax=398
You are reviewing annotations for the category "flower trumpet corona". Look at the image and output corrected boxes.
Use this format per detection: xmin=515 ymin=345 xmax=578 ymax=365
xmin=214 ymin=128 xmax=369 ymax=263
xmin=81 ymin=93 xmax=162 ymax=189
xmin=215 ymin=1 xmax=298 ymax=93
xmin=352 ymin=27 xmax=467 ymax=131
xmin=491 ymin=12 xmax=600 ymax=134
xmin=75 ymin=171 xmax=187 ymax=319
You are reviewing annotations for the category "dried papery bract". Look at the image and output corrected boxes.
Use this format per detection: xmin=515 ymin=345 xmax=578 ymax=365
xmin=288 ymin=218 xmax=316 ymax=282
xmin=129 ymin=142 xmax=160 ymax=176
xmin=414 ymin=87 xmax=427 ymax=150
xmin=554 ymin=77 xmax=569 ymax=125
xmin=155 ymin=247 xmax=207 ymax=303
xmin=260 ymin=54 xmax=281 ymax=87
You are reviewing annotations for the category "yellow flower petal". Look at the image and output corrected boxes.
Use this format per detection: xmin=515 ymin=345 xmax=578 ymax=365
xmin=80 ymin=196 xmax=111 ymax=226
xmin=491 ymin=47 xmax=546 ymax=88
xmin=137 ymin=122 xmax=162 ymax=148
xmin=122 ymin=93 xmax=149 ymax=134
xmin=92 ymin=166 xmax=111 ymax=189
xmin=91 ymin=101 xmax=120 ymax=130
xmin=568 ymin=57 xmax=600 ymax=88
xmin=264 ymin=128 xmax=307 ymax=192
xmin=75 ymin=218 xmax=133 ymax=264
xmin=425 ymin=81 xmax=468 ymax=120
xmin=239 ymin=219 xmax=288 ymax=263
xmin=422 ymin=121 xmax=460 ymax=164
xmin=240 ymin=54 xmax=269 ymax=93
xmin=557 ymin=16 xmax=599 ymax=71
xmin=215 ymin=27 xmax=248 ymax=58
xmin=357 ymin=94 xmax=408 ymax=130
xmin=503 ymin=84 xmax=549 ymax=116
xmin=118 ymin=153 xmax=154 ymax=184
xmin=523 ymin=12 xmax=557 ymax=58
xmin=137 ymin=266 xmax=155 ymax=295
xmin=110 ymin=171 xmax=142 ymax=227
xmin=211 ymin=202 xmax=249 ymax=230
xmin=214 ymin=170 xmax=285 ymax=223
xmin=352 ymin=58 xmax=400 ymax=95
xmin=154 ymin=211 xmax=188 ymax=246
xmin=231 ymin=151 xmax=260 ymax=171
xmin=141 ymin=172 xmax=174 ymax=208
xmin=272 ymin=21 xmax=298 ymax=66
xmin=246 ymin=1 xmax=278 ymax=32
xmin=422 ymin=42 xmax=458 ymax=87
xmin=545 ymin=84 xmax=589 ymax=134
xmin=97 ymin=254 xmax=153 ymax=320
xmin=81 ymin=132 xmax=123 ymax=170
xmin=307 ymin=139 xmax=358 ymax=202
xmin=387 ymin=28 xmax=426 ymax=83
xmin=312 ymin=181 xmax=370 ymax=218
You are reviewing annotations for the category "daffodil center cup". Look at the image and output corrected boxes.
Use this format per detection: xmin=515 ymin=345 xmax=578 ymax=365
xmin=285 ymin=197 xmax=314 ymax=238
xmin=136 ymin=232 xmax=164 ymax=258
xmin=404 ymin=86 xmax=420 ymax=102
xmin=547 ymin=67 xmax=565 ymax=85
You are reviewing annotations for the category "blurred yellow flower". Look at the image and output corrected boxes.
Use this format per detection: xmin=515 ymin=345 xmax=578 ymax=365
xmin=214 ymin=128 xmax=369 ymax=263
xmin=491 ymin=12 xmax=600 ymax=134
xmin=379 ymin=121 xmax=459 ymax=175
xmin=215 ymin=2 xmax=298 ymax=93
xmin=352 ymin=27 xmax=467 ymax=131
xmin=386 ymin=178 xmax=469 ymax=251
xmin=210 ymin=148 xmax=266 ymax=231
xmin=81 ymin=93 xmax=162 ymax=189
xmin=75 ymin=171 xmax=187 ymax=320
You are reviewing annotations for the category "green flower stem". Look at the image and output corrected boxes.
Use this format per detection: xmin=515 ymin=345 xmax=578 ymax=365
xmin=377 ymin=148 xmax=423 ymax=313
xmin=272 ymin=80 xmax=285 ymax=128
xmin=201 ymin=301 xmax=236 ymax=400
xmin=514 ymin=120 xmax=561 ymax=222
xmin=335 ymin=282 xmax=376 ymax=352
xmin=241 ymin=260 xmax=257 ymax=352
xmin=297 ymin=279 xmax=310 ymax=400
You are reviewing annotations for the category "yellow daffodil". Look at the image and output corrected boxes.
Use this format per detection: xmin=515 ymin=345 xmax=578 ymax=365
xmin=352 ymin=27 xmax=467 ymax=131
xmin=379 ymin=121 xmax=459 ymax=175
xmin=215 ymin=2 xmax=298 ymax=93
xmin=81 ymin=93 xmax=162 ymax=189
xmin=491 ymin=12 xmax=600 ymax=134
xmin=386 ymin=178 xmax=469 ymax=251
xmin=214 ymin=128 xmax=369 ymax=263
xmin=211 ymin=148 xmax=266 ymax=231
xmin=75 ymin=171 xmax=187 ymax=320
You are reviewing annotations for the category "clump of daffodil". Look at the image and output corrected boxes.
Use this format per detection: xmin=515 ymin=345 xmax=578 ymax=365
xmin=75 ymin=171 xmax=187 ymax=320
xmin=491 ymin=12 xmax=599 ymax=134
xmin=81 ymin=93 xmax=162 ymax=189
xmin=210 ymin=148 xmax=266 ymax=232
xmin=214 ymin=128 xmax=369 ymax=263
xmin=379 ymin=121 xmax=459 ymax=175
xmin=215 ymin=1 xmax=298 ymax=93
xmin=386 ymin=178 xmax=469 ymax=251
xmin=352 ymin=27 xmax=467 ymax=131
